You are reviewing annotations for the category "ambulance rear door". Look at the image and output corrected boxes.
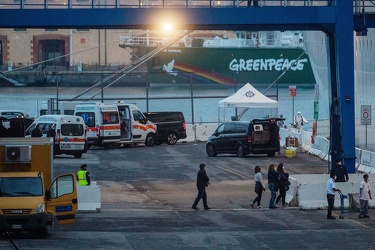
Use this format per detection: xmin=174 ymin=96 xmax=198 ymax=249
xmin=118 ymin=105 xmax=132 ymax=141
xmin=75 ymin=105 xmax=97 ymax=143
xmin=99 ymin=105 xmax=121 ymax=143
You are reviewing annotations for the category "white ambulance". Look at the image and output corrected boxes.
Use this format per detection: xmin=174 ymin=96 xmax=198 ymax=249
xmin=114 ymin=102 xmax=157 ymax=147
xmin=74 ymin=103 xmax=121 ymax=148
xmin=74 ymin=102 xmax=157 ymax=148
xmin=25 ymin=115 xmax=88 ymax=158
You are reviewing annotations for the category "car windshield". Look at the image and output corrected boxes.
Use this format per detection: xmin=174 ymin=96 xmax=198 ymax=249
xmin=0 ymin=177 xmax=43 ymax=196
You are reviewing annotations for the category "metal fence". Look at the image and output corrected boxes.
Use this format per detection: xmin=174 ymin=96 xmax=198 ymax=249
xmin=0 ymin=1 xmax=373 ymax=15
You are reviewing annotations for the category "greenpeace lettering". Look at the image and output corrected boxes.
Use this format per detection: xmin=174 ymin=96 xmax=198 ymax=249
xmin=229 ymin=58 xmax=308 ymax=72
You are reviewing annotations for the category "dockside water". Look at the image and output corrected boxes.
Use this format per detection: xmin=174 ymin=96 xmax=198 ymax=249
xmin=0 ymin=85 xmax=325 ymax=127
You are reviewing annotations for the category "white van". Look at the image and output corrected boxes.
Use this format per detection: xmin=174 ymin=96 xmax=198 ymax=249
xmin=74 ymin=102 xmax=157 ymax=148
xmin=25 ymin=115 xmax=88 ymax=158
xmin=74 ymin=103 xmax=121 ymax=148
xmin=114 ymin=102 xmax=157 ymax=146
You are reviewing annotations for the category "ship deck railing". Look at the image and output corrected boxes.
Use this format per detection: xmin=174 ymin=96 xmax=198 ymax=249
xmin=119 ymin=35 xmax=305 ymax=49
xmin=0 ymin=0 xmax=373 ymax=13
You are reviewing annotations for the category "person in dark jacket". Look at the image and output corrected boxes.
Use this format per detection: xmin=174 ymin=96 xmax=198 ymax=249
xmin=31 ymin=125 xmax=43 ymax=137
xmin=192 ymin=163 xmax=211 ymax=210
xmin=268 ymin=164 xmax=278 ymax=209
xmin=276 ymin=163 xmax=290 ymax=207
xmin=331 ymin=159 xmax=349 ymax=182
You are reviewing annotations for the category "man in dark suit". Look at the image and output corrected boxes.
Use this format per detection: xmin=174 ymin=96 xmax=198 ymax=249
xmin=192 ymin=163 xmax=211 ymax=210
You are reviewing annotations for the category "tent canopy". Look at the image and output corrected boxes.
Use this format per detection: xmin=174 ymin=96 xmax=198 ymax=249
xmin=219 ymin=83 xmax=278 ymax=108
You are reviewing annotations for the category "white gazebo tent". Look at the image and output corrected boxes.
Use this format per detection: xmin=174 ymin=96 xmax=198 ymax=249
xmin=218 ymin=83 xmax=278 ymax=122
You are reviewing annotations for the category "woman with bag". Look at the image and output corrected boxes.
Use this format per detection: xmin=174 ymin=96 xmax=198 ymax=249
xmin=251 ymin=165 xmax=266 ymax=209
xmin=276 ymin=163 xmax=290 ymax=207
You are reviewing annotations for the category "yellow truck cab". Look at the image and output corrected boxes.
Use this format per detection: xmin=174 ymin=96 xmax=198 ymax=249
xmin=0 ymin=138 xmax=78 ymax=238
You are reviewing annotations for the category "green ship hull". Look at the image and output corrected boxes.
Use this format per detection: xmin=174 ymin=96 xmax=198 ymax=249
xmin=137 ymin=47 xmax=315 ymax=86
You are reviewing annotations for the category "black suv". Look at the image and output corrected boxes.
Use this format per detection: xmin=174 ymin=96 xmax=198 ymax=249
xmin=206 ymin=118 xmax=284 ymax=157
xmin=143 ymin=112 xmax=187 ymax=145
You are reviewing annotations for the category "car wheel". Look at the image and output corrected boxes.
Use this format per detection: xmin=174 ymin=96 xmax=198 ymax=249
xmin=237 ymin=145 xmax=245 ymax=158
xmin=267 ymin=151 xmax=276 ymax=157
xmin=145 ymin=134 xmax=155 ymax=146
xmin=166 ymin=132 xmax=178 ymax=145
xmin=206 ymin=144 xmax=217 ymax=157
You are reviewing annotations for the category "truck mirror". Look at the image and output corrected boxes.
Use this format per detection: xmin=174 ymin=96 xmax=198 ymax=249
xmin=45 ymin=190 xmax=51 ymax=200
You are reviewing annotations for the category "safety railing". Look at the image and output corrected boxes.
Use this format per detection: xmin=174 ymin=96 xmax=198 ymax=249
xmin=0 ymin=1 xmax=374 ymax=14
xmin=354 ymin=0 xmax=375 ymax=14
xmin=0 ymin=0 xmax=341 ymax=9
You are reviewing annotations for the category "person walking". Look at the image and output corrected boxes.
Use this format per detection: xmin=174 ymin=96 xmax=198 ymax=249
xmin=268 ymin=164 xmax=278 ymax=209
xmin=331 ymin=159 xmax=349 ymax=182
xmin=326 ymin=172 xmax=340 ymax=219
xmin=192 ymin=163 xmax=211 ymax=210
xmin=276 ymin=163 xmax=289 ymax=207
xmin=359 ymin=174 xmax=372 ymax=218
xmin=251 ymin=165 xmax=266 ymax=209
xmin=77 ymin=164 xmax=91 ymax=186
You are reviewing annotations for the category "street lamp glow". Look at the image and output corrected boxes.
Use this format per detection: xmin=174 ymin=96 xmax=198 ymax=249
xmin=163 ymin=24 xmax=173 ymax=32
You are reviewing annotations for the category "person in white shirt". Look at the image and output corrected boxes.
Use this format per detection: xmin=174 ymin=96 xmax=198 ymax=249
xmin=359 ymin=174 xmax=372 ymax=218
xmin=326 ymin=172 xmax=340 ymax=219
xmin=251 ymin=165 xmax=266 ymax=209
